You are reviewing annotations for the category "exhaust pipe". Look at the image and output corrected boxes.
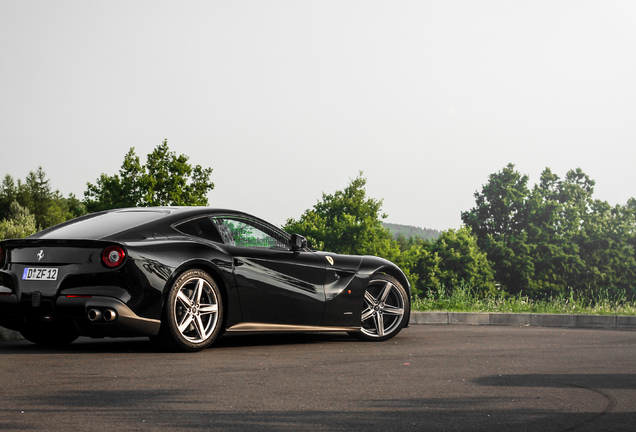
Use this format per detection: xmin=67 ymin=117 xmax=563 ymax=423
xmin=103 ymin=309 xmax=118 ymax=322
xmin=88 ymin=309 xmax=102 ymax=322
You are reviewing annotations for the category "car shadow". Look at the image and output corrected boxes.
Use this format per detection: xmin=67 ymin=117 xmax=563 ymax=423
xmin=0 ymin=331 xmax=358 ymax=355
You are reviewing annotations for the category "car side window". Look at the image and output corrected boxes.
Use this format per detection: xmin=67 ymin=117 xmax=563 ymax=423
xmin=212 ymin=217 xmax=289 ymax=250
xmin=174 ymin=217 xmax=224 ymax=243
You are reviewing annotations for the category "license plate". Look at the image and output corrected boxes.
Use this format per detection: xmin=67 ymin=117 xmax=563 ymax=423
xmin=22 ymin=268 xmax=59 ymax=281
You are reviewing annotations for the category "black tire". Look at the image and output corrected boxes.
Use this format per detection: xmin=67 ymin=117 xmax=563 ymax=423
xmin=20 ymin=321 xmax=79 ymax=347
xmin=156 ymin=269 xmax=223 ymax=352
xmin=352 ymin=274 xmax=409 ymax=341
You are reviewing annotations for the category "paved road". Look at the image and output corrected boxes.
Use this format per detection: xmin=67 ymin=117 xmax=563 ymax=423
xmin=1 ymin=325 xmax=635 ymax=431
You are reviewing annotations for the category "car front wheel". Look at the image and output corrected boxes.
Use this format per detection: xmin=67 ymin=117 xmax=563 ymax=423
xmin=156 ymin=269 xmax=223 ymax=352
xmin=355 ymin=274 xmax=408 ymax=341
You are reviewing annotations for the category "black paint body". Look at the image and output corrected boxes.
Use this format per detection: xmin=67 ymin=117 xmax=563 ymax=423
xmin=0 ymin=207 xmax=410 ymax=339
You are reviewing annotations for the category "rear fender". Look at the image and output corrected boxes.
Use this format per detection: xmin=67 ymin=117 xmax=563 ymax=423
xmin=164 ymin=257 xmax=239 ymax=330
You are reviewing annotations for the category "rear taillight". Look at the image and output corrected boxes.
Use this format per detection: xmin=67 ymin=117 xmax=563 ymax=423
xmin=101 ymin=245 xmax=126 ymax=268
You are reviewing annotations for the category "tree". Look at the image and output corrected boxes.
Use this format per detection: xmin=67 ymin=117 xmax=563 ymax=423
xmin=0 ymin=174 xmax=18 ymax=220
xmin=283 ymin=172 xmax=400 ymax=260
xmin=406 ymin=228 xmax=495 ymax=297
xmin=429 ymin=227 xmax=495 ymax=294
xmin=461 ymin=163 xmax=533 ymax=294
xmin=84 ymin=148 xmax=146 ymax=211
xmin=576 ymin=199 xmax=636 ymax=294
xmin=0 ymin=201 xmax=37 ymax=240
xmin=0 ymin=168 xmax=85 ymax=230
xmin=461 ymin=163 xmax=529 ymax=240
xmin=84 ymin=139 xmax=214 ymax=212
xmin=525 ymin=168 xmax=585 ymax=294
xmin=464 ymin=163 xmax=636 ymax=299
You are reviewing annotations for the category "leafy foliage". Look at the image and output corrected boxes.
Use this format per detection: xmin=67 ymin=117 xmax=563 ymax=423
xmin=412 ymin=282 xmax=636 ymax=316
xmin=463 ymin=163 xmax=636 ymax=298
xmin=283 ymin=173 xmax=400 ymax=259
xmin=425 ymin=227 xmax=495 ymax=294
xmin=3 ymin=155 xmax=634 ymax=310
xmin=0 ymin=168 xmax=84 ymax=237
xmin=0 ymin=201 xmax=37 ymax=240
xmin=283 ymin=173 xmax=495 ymax=298
xmin=461 ymin=163 xmax=533 ymax=294
xmin=84 ymin=139 xmax=214 ymax=212
xmin=401 ymin=228 xmax=496 ymax=298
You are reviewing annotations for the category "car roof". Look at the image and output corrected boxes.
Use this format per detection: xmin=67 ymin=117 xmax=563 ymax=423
xmin=30 ymin=207 xmax=272 ymax=241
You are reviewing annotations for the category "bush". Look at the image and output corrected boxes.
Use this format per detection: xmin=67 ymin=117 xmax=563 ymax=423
xmin=0 ymin=201 xmax=37 ymax=240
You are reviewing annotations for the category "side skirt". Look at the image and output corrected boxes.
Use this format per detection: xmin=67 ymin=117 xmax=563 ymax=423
xmin=226 ymin=323 xmax=360 ymax=333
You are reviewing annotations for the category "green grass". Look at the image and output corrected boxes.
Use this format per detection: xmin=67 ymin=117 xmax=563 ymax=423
xmin=411 ymin=283 xmax=636 ymax=316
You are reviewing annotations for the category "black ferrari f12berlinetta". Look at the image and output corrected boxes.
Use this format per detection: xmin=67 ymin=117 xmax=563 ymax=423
xmin=0 ymin=207 xmax=410 ymax=351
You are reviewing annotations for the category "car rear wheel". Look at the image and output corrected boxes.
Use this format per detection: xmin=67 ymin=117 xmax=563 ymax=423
xmin=353 ymin=274 xmax=408 ymax=341
xmin=156 ymin=269 xmax=223 ymax=352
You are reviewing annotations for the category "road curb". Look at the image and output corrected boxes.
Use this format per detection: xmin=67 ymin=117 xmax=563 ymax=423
xmin=3 ymin=312 xmax=636 ymax=341
xmin=410 ymin=311 xmax=636 ymax=330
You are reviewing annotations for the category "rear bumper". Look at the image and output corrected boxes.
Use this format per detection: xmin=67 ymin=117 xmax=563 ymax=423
xmin=0 ymin=292 xmax=160 ymax=337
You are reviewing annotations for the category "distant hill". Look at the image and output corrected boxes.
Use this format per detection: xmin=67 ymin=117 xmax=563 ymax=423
xmin=383 ymin=222 xmax=441 ymax=241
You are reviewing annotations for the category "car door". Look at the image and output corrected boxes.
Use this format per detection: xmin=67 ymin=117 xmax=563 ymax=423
xmin=212 ymin=216 xmax=327 ymax=326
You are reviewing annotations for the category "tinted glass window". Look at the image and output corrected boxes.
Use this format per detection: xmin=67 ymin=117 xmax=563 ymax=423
xmin=212 ymin=217 xmax=289 ymax=250
xmin=174 ymin=217 xmax=224 ymax=243
xmin=37 ymin=210 xmax=169 ymax=240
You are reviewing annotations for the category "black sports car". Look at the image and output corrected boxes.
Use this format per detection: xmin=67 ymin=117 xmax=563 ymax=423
xmin=0 ymin=207 xmax=410 ymax=351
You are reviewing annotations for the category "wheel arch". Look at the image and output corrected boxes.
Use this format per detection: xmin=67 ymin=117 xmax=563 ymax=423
xmin=374 ymin=266 xmax=410 ymax=297
xmin=361 ymin=260 xmax=412 ymax=328
xmin=162 ymin=259 xmax=236 ymax=331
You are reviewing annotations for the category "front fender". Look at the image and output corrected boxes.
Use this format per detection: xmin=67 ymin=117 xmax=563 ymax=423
xmin=319 ymin=253 xmax=411 ymax=327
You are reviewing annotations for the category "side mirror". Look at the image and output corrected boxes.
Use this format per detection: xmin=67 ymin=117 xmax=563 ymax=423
xmin=290 ymin=234 xmax=308 ymax=251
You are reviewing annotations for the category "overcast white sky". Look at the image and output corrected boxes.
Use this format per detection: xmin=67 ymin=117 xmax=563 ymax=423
xmin=1 ymin=1 xmax=635 ymax=230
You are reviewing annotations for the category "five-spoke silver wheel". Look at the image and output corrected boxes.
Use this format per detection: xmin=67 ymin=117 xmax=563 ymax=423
xmin=358 ymin=274 xmax=408 ymax=341
xmin=174 ymin=275 xmax=219 ymax=343
xmin=157 ymin=269 xmax=223 ymax=351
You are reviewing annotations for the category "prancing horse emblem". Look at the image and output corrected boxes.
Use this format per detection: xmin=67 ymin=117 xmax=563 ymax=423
xmin=37 ymin=250 xmax=44 ymax=262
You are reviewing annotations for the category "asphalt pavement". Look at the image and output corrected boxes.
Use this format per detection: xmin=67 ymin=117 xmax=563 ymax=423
xmin=3 ymin=310 xmax=635 ymax=341
xmin=1 ymin=325 xmax=635 ymax=431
